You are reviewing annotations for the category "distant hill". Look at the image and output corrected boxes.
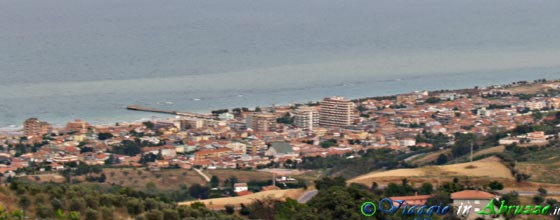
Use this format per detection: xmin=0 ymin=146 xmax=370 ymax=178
xmin=349 ymin=156 xmax=513 ymax=186
xmin=409 ymin=145 xmax=506 ymax=166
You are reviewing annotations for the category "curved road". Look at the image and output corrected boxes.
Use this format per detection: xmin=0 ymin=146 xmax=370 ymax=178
xmin=297 ymin=190 xmax=318 ymax=203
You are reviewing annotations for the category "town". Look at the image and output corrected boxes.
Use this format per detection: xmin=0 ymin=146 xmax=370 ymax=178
xmin=2 ymin=78 xmax=560 ymax=219
xmin=3 ymin=79 xmax=559 ymax=173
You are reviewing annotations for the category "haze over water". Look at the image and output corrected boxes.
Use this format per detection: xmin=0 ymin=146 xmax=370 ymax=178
xmin=1 ymin=0 xmax=560 ymax=127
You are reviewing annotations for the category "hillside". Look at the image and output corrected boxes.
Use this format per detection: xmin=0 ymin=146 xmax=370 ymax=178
xmin=98 ymin=168 xmax=274 ymax=191
xmin=349 ymin=156 xmax=513 ymax=186
xmin=103 ymin=168 xmax=206 ymax=190
xmin=178 ymin=189 xmax=305 ymax=209
xmin=409 ymin=145 xmax=506 ymax=165
xmin=409 ymin=149 xmax=450 ymax=165
xmin=472 ymin=145 xmax=506 ymax=157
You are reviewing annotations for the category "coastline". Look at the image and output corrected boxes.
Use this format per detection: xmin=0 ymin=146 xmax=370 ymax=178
xmin=3 ymin=76 xmax=557 ymax=132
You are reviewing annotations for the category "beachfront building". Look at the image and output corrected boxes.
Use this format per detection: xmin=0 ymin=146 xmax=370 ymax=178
xmin=23 ymin=118 xmax=52 ymax=137
xmin=294 ymin=106 xmax=319 ymax=131
xmin=65 ymin=119 xmax=90 ymax=133
xmin=319 ymin=97 xmax=354 ymax=127
xmin=247 ymin=113 xmax=277 ymax=132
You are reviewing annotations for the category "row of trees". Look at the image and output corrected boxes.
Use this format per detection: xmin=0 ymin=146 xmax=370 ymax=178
xmin=298 ymin=148 xmax=405 ymax=178
xmin=109 ymin=139 xmax=164 ymax=157
xmin=2 ymin=179 xmax=235 ymax=220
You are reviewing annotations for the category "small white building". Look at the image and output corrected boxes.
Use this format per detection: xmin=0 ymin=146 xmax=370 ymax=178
xmin=234 ymin=183 xmax=248 ymax=193
xmin=400 ymin=138 xmax=417 ymax=147
xmin=141 ymin=146 xmax=177 ymax=158
xmin=218 ymin=112 xmax=235 ymax=121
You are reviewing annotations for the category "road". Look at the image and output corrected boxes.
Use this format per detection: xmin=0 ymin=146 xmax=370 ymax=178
xmin=193 ymin=168 xmax=211 ymax=182
xmin=497 ymin=190 xmax=560 ymax=196
xmin=297 ymin=190 xmax=318 ymax=203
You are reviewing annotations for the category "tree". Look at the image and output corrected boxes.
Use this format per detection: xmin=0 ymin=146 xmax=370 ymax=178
xmin=140 ymin=153 xmax=157 ymax=164
xmin=306 ymin=185 xmax=365 ymax=220
xmin=276 ymin=113 xmax=294 ymax=125
xmin=488 ymin=181 xmax=504 ymax=190
xmin=98 ymin=173 xmax=107 ymax=183
xmin=451 ymin=133 xmax=477 ymax=158
xmin=515 ymin=173 xmax=531 ymax=183
xmin=105 ymin=155 xmax=117 ymax=165
xmin=68 ymin=197 xmax=86 ymax=212
xmin=538 ymin=187 xmax=548 ymax=196
xmin=143 ymin=198 xmax=159 ymax=211
xmin=85 ymin=208 xmax=99 ymax=220
xmin=533 ymin=195 xmax=545 ymax=205
xmin=371 ymin=182 xmax=378 ymax=190
xmin=162 ymin=209 xmax=179 ymax=220
xmin=426 ymin=191 xmax=451 ymax=206
xmin=111 ymin=140 xmax=142 ymax=156
xmin=188 ymin=184 xmax=209 ymax=199
xmin=98 ymin=132 xmax=114 ymax=140
xmin=156 ymin=150 xmax=163 ymax=160
xmin=224 ymin=176 xmax=239 ymax=188
xmin=418 ymin=182 xmax=433 ymax=195
xmin=319 ymin=139 xmax=337 ymax=148
xmin=211 ymin=109 xmax=229 ymax=116
xmin=436 ymin=154 xmax=448 ymax=165
xmin=50 ymin=198 xmax=63 ymax=211
xmin=240 ymin=203 xmax=250 ymax=216
xmin=80 ymin=147 xmax=94 ymax=153
xmin=425 ymin=97 xmax=441 ymax=104
xmin=533 ymin=111 xmax=544 ymax=121
xmin=143 ymin=121 xmax=154 ymax=129
xmin=225 ymin=205 xmax=235 ymax=215
xmin=546 ymin=198 xmax=559 ymax=207
xmin=500 ymin=191 xmax=520 ymax=205
xmin=210 ymin=176 xmax=220 ymax=188
xmin=35 ymin=204 xmax=53 ymax=219
xmin=144 ymin=210 xmax=164 ymax=220
xmin=84 ymin=195 xmax=99 ymax=209
xmin=314 ymin=176 xmax=346 ymax=190
xmin=18 ymin=195 xmax=31 ymax=211
xmin=100 ymin=207 xmax=114 ymax=220
xmin=146 ymin=182 xmax=156 ymax=191
xmin=18 ymin=195 xmax=31 ymax=216
xmin=126 ymin=198 xmax=144 ymax=215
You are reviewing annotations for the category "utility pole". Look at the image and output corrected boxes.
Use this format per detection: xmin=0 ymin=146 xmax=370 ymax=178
xmin=470 ymin=142 xmax=473 ymax=163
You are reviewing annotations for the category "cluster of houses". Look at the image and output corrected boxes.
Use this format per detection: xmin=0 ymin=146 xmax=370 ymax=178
xmin=0 ymin=81 xmax=559 ymax=178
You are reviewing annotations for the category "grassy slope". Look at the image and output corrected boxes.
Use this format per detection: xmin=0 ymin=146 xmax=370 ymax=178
xmin=178 ymin=189 xmax=305 ymax=209
xmin=409 ymin=149 xmax=451 ymax=166
xmin=348 ymin=156 xmax=513 ymax=186
xmin=517 ymin=146 xmax=560 ymax=184
xmin=206 ymin=169 xmax=274 ymax=183
xmin=102 ymin=168 xmax=277 ymax=191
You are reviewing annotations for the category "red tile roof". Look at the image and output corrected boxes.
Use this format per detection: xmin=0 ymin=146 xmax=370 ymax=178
xmin=451 ymin=190 xmax=495 ymax=200
xmin=236 ymin=190 xmax=253 ymax=196
xmin=390 ymin=195 xmax=432 ymax=206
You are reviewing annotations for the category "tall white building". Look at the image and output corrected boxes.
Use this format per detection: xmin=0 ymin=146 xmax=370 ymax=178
xmin=294 ymin=106 xmax=319 ymax=131
xmin=319 ymin=96 xmax=354 ymax=127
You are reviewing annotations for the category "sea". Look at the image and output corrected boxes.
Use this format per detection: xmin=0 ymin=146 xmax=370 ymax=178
xmin=1 ymin=0 xmax=560 ymax=129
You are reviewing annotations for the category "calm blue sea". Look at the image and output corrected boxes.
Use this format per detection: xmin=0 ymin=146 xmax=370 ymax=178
xmin=1 ymin=0 xmax=560 ymax=127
